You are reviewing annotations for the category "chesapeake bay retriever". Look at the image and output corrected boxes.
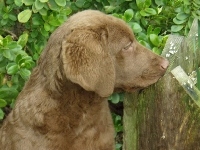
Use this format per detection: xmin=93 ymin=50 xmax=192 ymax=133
xmin=0 ymin=10 xmax=169 ymax=150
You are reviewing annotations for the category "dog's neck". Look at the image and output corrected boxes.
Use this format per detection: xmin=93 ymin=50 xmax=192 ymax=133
xmin=25 ymin=68 xmax=106 ymax=106
xmin=46 ymin=79 xmax=105 ymax=104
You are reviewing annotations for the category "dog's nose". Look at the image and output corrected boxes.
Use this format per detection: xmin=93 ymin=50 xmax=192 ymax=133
xmin=160 ymin=59 xmax=169 ymax=70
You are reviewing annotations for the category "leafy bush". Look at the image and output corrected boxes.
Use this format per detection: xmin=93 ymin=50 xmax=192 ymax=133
xmin=0 ymin=0 xmax=199 ymax=149
xmin=0 ymin=34 xmax=35 ymax=119
xmin=0 ymin=0 xmax=73 ymax=119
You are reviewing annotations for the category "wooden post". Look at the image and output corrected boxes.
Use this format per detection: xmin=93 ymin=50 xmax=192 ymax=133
xmin=123 ymin=20 xmax=200 ymax=150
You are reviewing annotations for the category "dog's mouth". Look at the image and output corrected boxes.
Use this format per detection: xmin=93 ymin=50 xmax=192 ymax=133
xmin=140 ymin=70 xmax=166 ymax=85
xmin=125 ymin=86 xmax=146 ymax=92
xmin=114 ymin=86 xmax=146 ymax=93
xmin=120 ymin=75 xmax=164 ymax=93
xmin=141 ymin=70 xmax=166 ymax=80
xmin=114 ymin=70 xmax=167 ymax=93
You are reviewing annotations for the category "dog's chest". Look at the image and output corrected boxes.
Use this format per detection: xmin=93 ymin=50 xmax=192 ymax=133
xmin=41 ymin=100 xmax=115 ymax=149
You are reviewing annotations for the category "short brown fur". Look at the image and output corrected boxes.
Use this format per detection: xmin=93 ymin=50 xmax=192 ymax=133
xmin=0 ymin=10 xmax=168 ymax=150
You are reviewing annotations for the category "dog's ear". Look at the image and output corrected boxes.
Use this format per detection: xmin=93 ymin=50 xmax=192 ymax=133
xmin=61 ymin=28 xmax=115 ymax=97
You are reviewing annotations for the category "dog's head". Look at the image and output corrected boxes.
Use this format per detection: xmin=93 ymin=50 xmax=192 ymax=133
xmin=39 ymin=10 xmax=169 ymax=97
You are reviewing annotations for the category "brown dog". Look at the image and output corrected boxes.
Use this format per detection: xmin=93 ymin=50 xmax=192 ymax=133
xmin=0 ymin=10 xmax=168 ymax=150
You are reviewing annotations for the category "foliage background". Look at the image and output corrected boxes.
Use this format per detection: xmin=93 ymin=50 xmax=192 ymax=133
xmin=0 ymin=0 xmax=199 ymax=149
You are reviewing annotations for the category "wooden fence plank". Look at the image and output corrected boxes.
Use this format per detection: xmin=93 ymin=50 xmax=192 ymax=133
xmin=123 ymin=19 xmax=200 ymax=150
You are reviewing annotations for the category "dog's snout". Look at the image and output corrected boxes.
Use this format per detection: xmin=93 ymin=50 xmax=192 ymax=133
xmin=160 ymin=59 xmax=169 ymax=70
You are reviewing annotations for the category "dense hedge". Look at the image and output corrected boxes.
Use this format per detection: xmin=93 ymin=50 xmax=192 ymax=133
xmin=0 ymin=0 xmax=199 ymax=149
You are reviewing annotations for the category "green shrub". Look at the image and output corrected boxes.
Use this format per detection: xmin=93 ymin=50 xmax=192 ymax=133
xmin=0 ymin=0 xmax=199 ymax=149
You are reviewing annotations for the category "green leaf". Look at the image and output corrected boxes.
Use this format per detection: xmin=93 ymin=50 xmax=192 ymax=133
xmin=39 ymin=8 xmax=48 ymax=16
xmin=137 ymin=32 xmax=148 ymax=41
xmin=136 ymin=0 xmax=144 ymax=9
xmin=75 ymin=0 xmax=86 ymax=8
xmin=140 ymin=18 xmax=148 ymax=27
xmin=18 ymin=56 xmax=34 ymax=68
xmin=0 ymin=74 xmax=3 ymax=85
xmin=40 ymin=27 xmax=49 ymax=37
xmin=0 ymin=54 xmax=3 ymax=62
xmin=110 ymin=93 xmax=120 ymax=104
xmin=0 ymin=108 xmax=4 ymax=120
xmin=0 ymin=0 xmax=5 ymax=12
xmin=5 ymin=41 xmax=22 ymax=53
xmin=2 ymin=36 xmax=13 ymax=46
xmin=104 ymin=6 xmax=116 ymax=13
xmin=33 ymin=53 xmax=39 ymax=60
xmin=173 ymin=17 xmax=187 ymax=25
xmin=44 ymin=22 xmax=51 ymax=31
xmin=55 ymin=0 xmax=66 ymax=7
xmin=140 ymin=10 xmax=149 ymax=16
xmin=17 ymin=32 xmax=28 ymax=48
xmin=0 ymin=35 xmax=3 ymax=40
xmin=22 ymin=0 xmax=34 ymax=6
xmin=18 ymin=58 xmax=26 ymax=67
xmin=35 ymin=0 xmax=44 ymax=10
xmin=147 ymin=25 xmax=153 ymax=35
xmin=16 ymin=54 xmax=23 ymax=64
xmin=10 ymin=99 xmax=16 ymax=108
xmin=183 ymin=5 xmax=191 ymax=14
xmin=144 ymin=8 xmax=157 ymax=15
xmin=124 ymin=9 xmax=134 ymax=22
xmin=0 ymin=59 xmax=7 ymax=73
xmin=153 ymin=27 xmax=161 ymax=35
xmin=145 ymin=0 xmax=152 ymax=7
xmin=183 ymin=0 xmax=190 ymax=5
xmin=3 ymin=50 xmax=12 ymax=60
xmin=171 ymin=25 xmax=184 ymax=32
xmin=24 ymin=61 xmax=35 ymax=69
xmin=152 ymin=47 xmax=162 ymax=55
xmin=116 ymin=143 xmax=122 ymax=149
xmin=6 ymin=62 xmax=16 ymax=70
xmin=134 ymin=12 xmax=141 ymax=21
xmin=140 ymin=8 xmax=157 ymax=16
xmin=39 ymin=0 xmax=48 ymax=2
xmin=32 ymin=3 xmax=39 ymax=13
xmin=65 ymin=7 xmax=72 ymax=16
xmin=0 ymin=99 xmax=7 ymax=107
xmin=119 ymin=93 xmax=125 ymax=101
xmin=83 ymin=1 xmax=91 ymax=8
xmin=192 ymin=11 xmax=200 ymax=20
xmin=176 ymin=12 xmax=189 ymax=20
xmin=139 ymin=40 xmax=151 ymax=49
xmin=48 ymin=16 xmax=60 ymax=26
xmin=70 ymin=2 xmax=79 ymax=12
xmin=9 ymin=14 xmax=17 ymax=21
xmin=48 ymin=0 xmax=60 ymax=11
xmin=0 ymin=87 xmax=18 ymax=99
xmin=136 ymin=0 xmax=151 ymax=9
xmin=19 ymin=68 xmax=31 ymax=80
xmin=30 ymin=31 xmax=38 ymax=38
xmin=18 ymin=9 xmax=32 ymax=23
xmin=1 ymin=19 xmax=8 ymax=26
xmin=7 ymin=64 xmax=19 ymax=75
xmin=32 ymin=15 xmax=44 ymax=25
xmin=131 ymin=22 xmax=142 ymax=33
xmin=3 ymin=13 xmax=8 ymax=19
xmin=150 ymin=34 xmax=160 ymax=46
xmin=155 ymin=0 xmax=165 ymax=6
xmin=194 ymin=0 xmax=200 ymax=5
xmin=14 ymin=0 xmax=23 ymax=6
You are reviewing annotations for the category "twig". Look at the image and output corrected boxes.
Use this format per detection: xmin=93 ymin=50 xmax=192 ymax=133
xmin=1 ymin=29 xmax=18 ymax=40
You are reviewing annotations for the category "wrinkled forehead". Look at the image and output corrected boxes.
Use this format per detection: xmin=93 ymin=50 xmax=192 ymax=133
xmin=106 ymin=24 xmax=135 ymax=54
xmin=107 ymin=16 xmax=135 ymax=41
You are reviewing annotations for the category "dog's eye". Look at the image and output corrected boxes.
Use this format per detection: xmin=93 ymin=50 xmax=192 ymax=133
xmin=123 ymin=42 xmax=132 ymax=50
